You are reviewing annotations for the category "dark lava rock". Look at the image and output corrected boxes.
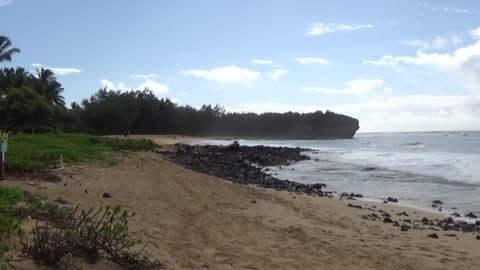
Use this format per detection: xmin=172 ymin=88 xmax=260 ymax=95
xmin=462 ymin=224 xmax=477 ymax=233
xmin=251 ymin=200 xmax=257 ymax=204
xmin=432 ymin=200 xmax=443 ymax=205
xmin=387 ymin=197 xmax=398 ymax=203
xmin=102 ymin=192 xmax=112 ymax=198
xmin=443 ymin=217 xmax=454 ymax=224
xmin=451 ymin=212 xmax=461 ymax=217
xmin=84 ymin=189 xmax=88 ymax=194
xmin=393 ymin=221 xmax=400 ymax=227
xmin=379 ymin=210 xmax=391 ymax=218
xmin=340 ymin=192 xmax=350 ymax=198
xmin=475 ymin=221 xmax=480 ymax=226
xmin=348 ymin=204 xmax=362 ymax=209
xmin=432 ymin=204 xmax=438 ymax=208
xmin=445 ymin=233 xmax=457 ymax=237
xmin=427 ymin=233 xmax=439 ymax=239
xmin=466 ymin=212 xmax=478 ymax=218
xmin=226 ymin=140 xmax=240 ymax=151
xmin=383 ymin=217 xmax=393 ymax=223
xmin=422 ymin=217 xmax=430 ymax=225
xmin=311 ymin=183 xmax=327 ymax=189
xmin=397 ymin=211 xmax=409 ymax=217
xmin=352 ymin=193 xmax=364 ymax=198
xmin=455 ymin=220 xmax=468 ymax=226
xmin=361 ymin=167 xmax=376 ymax=171
xmin=400 ymin=224 xmax=410 ymax=231
xmin=161 ymin=144 xmax=328 ymax=197
xmin=477 ymin=235 xmax=480 ymax=240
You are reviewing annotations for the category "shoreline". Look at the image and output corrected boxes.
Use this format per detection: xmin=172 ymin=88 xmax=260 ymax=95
xmin=4 ymin=136 xmax=480 ymax=269
xmin=162 ymin=140 xmax=480 ymax=226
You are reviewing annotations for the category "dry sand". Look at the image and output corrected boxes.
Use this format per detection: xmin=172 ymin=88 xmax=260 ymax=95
xmin=4 ymin=150 xmax=480 ymax=270
xmin=110 ymin=134 xmax=207 ymax=146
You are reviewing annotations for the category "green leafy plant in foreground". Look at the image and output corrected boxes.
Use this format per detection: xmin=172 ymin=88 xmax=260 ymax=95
xmin=0 ymin=187 xmax=24 ymax=239
xmin=23 ymin=205 xmax=166 ymax=269
xmin=0 ymin=187 xmax=26 ymax=270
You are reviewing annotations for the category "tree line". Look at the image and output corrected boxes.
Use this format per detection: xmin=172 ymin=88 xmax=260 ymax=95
xmin=0 ymin=36 xmax=359 ymax=138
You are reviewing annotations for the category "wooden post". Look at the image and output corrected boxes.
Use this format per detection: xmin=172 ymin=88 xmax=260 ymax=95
xmin=0 ymin=150 xmax=4 ymax=180
xmin=0 ymin=131 xmax=6 ymax=180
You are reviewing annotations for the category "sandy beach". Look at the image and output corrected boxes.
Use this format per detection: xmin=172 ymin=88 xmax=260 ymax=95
xmin=4 ymin=140 xmax=480 ymax=270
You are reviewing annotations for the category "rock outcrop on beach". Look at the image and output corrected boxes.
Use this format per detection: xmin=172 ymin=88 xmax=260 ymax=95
xmin=160 ymin=143 xmax=327 ymax=196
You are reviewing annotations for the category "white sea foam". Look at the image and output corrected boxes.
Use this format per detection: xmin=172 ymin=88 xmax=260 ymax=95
xmin=197 ymin=132 xmax=480 ymax=214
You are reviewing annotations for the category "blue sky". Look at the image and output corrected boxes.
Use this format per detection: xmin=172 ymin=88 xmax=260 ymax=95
xmin=1 ymin=0 xmax=480 ymax=132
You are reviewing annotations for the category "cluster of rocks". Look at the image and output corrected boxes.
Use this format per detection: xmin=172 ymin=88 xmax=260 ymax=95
xmin=358 ymin=202 xmax=480 ymax=239
xmin=161 ymin=142 xmax=327 ymax=196
xmin=437 ymin=217 xmax=480 ymax=232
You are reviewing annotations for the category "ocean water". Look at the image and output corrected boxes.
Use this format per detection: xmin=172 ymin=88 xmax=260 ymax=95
xmin=200 ymin=131 xmax=480 ymax=217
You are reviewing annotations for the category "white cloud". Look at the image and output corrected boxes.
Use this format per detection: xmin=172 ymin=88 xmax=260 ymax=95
xmin=100 ymin=79 xmax=168 ymax=94
xmin=137 ymin=79 xmax=169 ymax=94
xmin=470 ymin=27 xmax=480 ymax=39
xmin=401 ymin=35 xmax=462 ymax=50
xmin=180 ymin=65 xmax=260 ymax=83
xmin=267 ymin=69 xmax=289 ymax=80
xmin=131 ymin=73 xmax=159 ymax=79
xmin=294 ymin=57 xmax=329 ymax=65
xmin=302 ymin=78 xmax=392 ymax=95
xmin=306 ymin=22 xmax=372 ymax=36
xmin=225 ymin=95 xmax=480 ymax=132
xmin=432 ymin=7 xmax=470 ymax=13
xmin=365 ymin=28 xmax=480 ymax=92
xmin=0 ymin=0 xmax=14 ymax=7
xmin=118 ymin=82 xmax=128 ymax=89
xmin=32 ymin=63 xmax=82 ymax=75
xmin=252 ymin=59 xmax=273 ymax=65
xmin=101 ymin=79 xmax=116 ymax=89
xmin=418 ymin=2 xmax=471 ymax=14
xmin=401 ymin=40 xmax=431 ymax=50
xmin=226 ymin=102 xmax=321 ymax=114
xmin=100 ymin=80 xmax=129 ymax=90
xmin=453 ymin=8 xmax=470 ymax=14
xmin=331 ymin=95 xmax=480 ymax=132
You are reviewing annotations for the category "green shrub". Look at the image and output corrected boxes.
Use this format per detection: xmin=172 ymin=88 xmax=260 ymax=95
xmin=0 ymin=187 xmax=24 ymax=238
xmin=23 ymin=205 xmax=165 ymax=269
xmin=0 ymin=187 xmax=27 ymax=270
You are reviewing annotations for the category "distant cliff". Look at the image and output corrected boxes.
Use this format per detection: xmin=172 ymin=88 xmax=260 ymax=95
xmin=208 ymin=110 xmax=360 ymax=139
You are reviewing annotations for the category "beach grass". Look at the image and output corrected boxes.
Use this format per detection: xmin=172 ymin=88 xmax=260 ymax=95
xmin=5 ymin=133 xmax=157 ymax=171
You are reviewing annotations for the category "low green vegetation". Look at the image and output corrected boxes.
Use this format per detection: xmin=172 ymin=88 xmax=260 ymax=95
xmin=6 ymin=133 xmax=157 ymax=171
xmin=0 ymin=186 xmax=25 ymax=269
xmin=0 ymin=186 xmax=164 ymax=269
xmin=24 ymin=205 xmax=166 ymax=269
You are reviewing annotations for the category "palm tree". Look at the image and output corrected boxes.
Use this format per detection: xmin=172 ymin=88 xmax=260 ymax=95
xmin=0 ymin=67 xmax=32 ymax=91
xmin=35 ymin=67 xmax=66 ymax=107
xmin=0 ymin=36 xmax=20 ymax=63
